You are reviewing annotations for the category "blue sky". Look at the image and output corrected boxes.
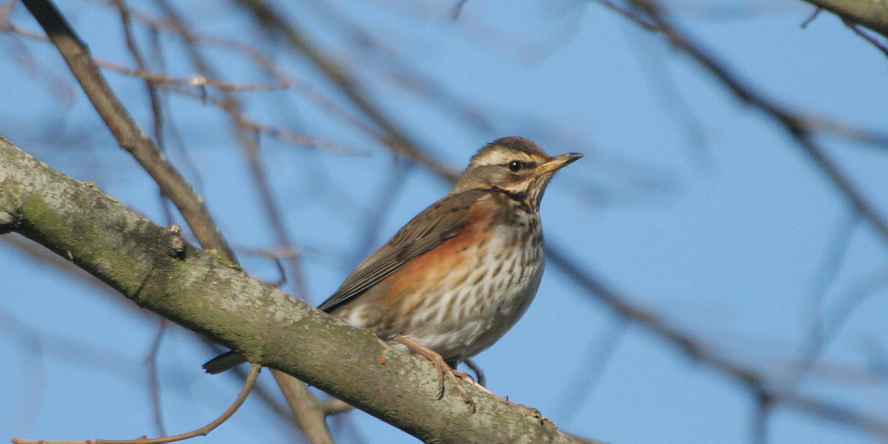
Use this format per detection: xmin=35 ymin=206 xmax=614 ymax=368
xmin=2 ymin=0 xmax=887 ymax=443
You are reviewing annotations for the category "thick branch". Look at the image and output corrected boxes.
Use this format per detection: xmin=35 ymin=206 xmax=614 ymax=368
xmin=0 ymin=137 xmax=597 ymax=444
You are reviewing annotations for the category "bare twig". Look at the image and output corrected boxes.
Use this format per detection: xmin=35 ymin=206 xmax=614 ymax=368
xmin=801 ymin=0 xmax=888 ymax=39
xmin=594 ymin=0 xmax=657 ymax=31
xmin=557 ymin=318 xmax=628 ymax=424
xmin=236 ymin=246 xmax=291 ymax=288
xmin=777 ymin=214 xmax=859 ymax=393
xmin=0 ymin=20 xmax=286 ymax=91
xmin=98 ymin=59 xmax=291 ymax=91
xmin=145 ymin=319 xmax=169 ymax=437
xmin=546 ymin=243 xmax=888 ymax=440
xmin=235 ymin=0 xmax=460 ymax=182
xmin=20 ymin=0 xmax=237 ymax=260
xmin=801 ymin=7 xmax=822 ymax=28
xmin=842 ymin=18 xmax=888 ymax=58
xmin=625 ymin=0 xmax=888 ymax=247
xmin=534 ymin=0 xmax=888 ymax=437
xmin=151 ymin=3 xmax=334 ymax=443
xmin=88 ymin=0 xmax=391 ymax=142
xmin=160 ymin=84 xmax=364 ymax=154
xmin=201 ymin=342 xmax=304 ymax=431
xmin=0 ymin=0 xmax=17 ymax=24
xmin=779 ymin=391 xmax=888 ymax=437
xmin=271 ymin=369 xmax=335 ymax=444
xmin=12 ymin=364 xmax=262 ymax=444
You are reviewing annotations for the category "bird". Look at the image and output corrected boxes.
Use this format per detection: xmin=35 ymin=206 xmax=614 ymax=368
xmin=204 ymin=136 xmax=581 ymax=410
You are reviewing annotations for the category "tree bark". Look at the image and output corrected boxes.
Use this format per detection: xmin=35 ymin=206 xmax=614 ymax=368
xmin=0 ymin=135 xmax=599 ymax=444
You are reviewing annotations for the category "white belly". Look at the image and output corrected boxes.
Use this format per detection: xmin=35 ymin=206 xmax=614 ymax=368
xmin=392 ymin=223 xmax=544 ymax=363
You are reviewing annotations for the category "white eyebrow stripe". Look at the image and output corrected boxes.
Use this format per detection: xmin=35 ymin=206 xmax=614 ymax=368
xmin=472 ymin=150 xmax=537 ymax=166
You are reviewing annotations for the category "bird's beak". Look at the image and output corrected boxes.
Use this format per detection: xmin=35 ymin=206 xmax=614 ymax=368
xmin=538 ymin=152 xmax=583 ymax=174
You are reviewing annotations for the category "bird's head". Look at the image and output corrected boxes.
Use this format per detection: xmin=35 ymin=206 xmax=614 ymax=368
xmin=450 ymin=136 xmax=582 ymax=210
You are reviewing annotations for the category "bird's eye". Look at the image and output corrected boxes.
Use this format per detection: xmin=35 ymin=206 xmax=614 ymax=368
xmin=508 ymin=161 xmax=522 ymax=172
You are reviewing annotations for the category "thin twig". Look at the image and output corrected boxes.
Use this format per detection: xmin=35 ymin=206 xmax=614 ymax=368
xmin=594 ymin=0 xmax=658 ymax=31
xmin=801 ymin=7 xmax=822 ymax=28
xmin=236 ymin=246 xmax=292 ymax=288
xmin=557 ymin=318 xmax=628 ymax=424
xmin=0 ymin=19 xmax=286 ymax=91
xmin=235 ymin=0 xmax=460 ymax=182
xmin=781 ymin=214 xmax=860 ymax=390
xmin=90 ymin=0 xmax=381 ymax=136
xmin=545 ymin=242 xmax=888 ymax=439
xmin=20 ymin=0 xmax=237 ymax=260
xmin=842 ymin=18 xmax=888 ymax=58
xmin=145 ymin=319 xmax=168 ymax=437
xmin=98 ymin=59 xmax=291 ymax=91
xmin=0 ymin=17 xmax=363 ymax=154
xmin=627 ymin=0 xmax=888 ymax=247
xmin=12 ymin=364 xmax=262 ymax=444
xmin=151 ymin=3 xmax=334 ymax=443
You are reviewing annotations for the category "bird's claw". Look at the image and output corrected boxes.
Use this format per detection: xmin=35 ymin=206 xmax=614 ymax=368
xmin=394 ymin=334 xmax=477 ymax=412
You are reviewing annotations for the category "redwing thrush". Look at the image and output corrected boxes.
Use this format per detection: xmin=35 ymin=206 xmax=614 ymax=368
xmin=204 ymin=136 xmax=581 ymax=409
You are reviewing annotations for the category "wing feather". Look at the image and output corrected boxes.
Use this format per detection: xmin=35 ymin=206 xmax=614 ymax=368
xmin=317 ymin=190 xmax=484 ymax=313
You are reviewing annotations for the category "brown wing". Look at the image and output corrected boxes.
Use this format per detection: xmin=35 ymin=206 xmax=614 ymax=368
xmin=317 ymin=189 xmax=484 ymax=313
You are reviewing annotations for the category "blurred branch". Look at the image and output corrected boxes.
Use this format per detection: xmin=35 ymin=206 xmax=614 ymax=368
xmin=15 ymin=0 xmax=336 ymax=441
xmin=0 ymin=15 xmax=290 ymax=91
xmin=13 ymin=364 xmax=263 ymax=444
xmin=801 ymin=114 xmax=888 ymax=149
xmin=0 ymin=138 xmax=600 ymax=444
xmin=545 ymin=245 xmax=888 ymax=440
xmin=149 ymin=0 xmax=331 ymax=439
xmin=302 ymin=0 xmax=494 ymax=132
xmin=557 ymin=318 xmax=629 ymax=424
xmin=780 ymin=391 xmax=888 ymax=437
xmin=154 ymin=0 xmax=310 ymax=299
xmin=783 ymin=214 xmax=860 ymax=390
xmin=0 ymin=305 xmax=46 ymax=435
xmin=622 ymin=0 xmax=888 ymax=246
xmin=2 ymin=234 xmax=304 ymax=436
xmin=271 ymin=370 xmax=335 ymax=444
xmin=322 ymin=399 xmax=353 ymax=416
xmin=113 ymin=0 xmax=166 ymax=201
xmin=234 ymin=0 xmax=461 ymax=182
xmin=552 ymin=2 xmax=888 ymax=436
xmin=19 ymin=0 xmax=237 ymax=260
xmin=98 ymin=59 xmax=291 ymax=91
xmin=145 ymin=319 xmax=169 ymax=437
xmin=161 ymin=83 xmax=365 ymax=154
xmin=587 ymin=1 xmax=888 ymax=154
xmin=89 ymin=0 xmax=396 ymax=149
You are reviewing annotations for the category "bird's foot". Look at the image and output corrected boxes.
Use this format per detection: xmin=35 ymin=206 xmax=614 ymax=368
xmin=393 ymin=334 xmax=476 ymax=412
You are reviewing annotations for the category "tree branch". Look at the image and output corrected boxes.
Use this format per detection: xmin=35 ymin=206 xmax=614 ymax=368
xmin=0 ymin=137 xmax=598 ymax=444
xmin=801 ymin=0 xmax=888 ymax=39
xmin=19 ymin=0 xmax=236 ymax=260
